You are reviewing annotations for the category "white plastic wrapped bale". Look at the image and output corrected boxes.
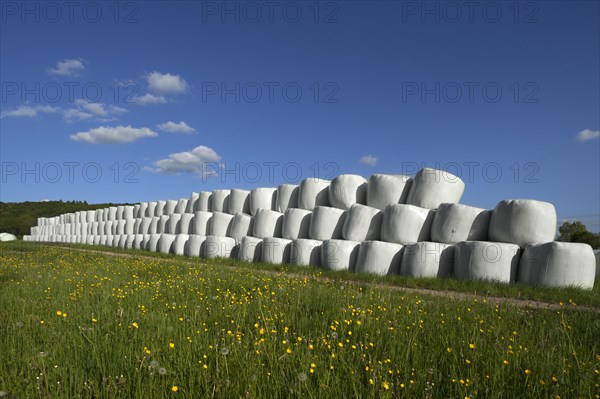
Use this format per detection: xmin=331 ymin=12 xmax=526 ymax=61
xmin=321 ymin=239 xmax=361 ymax=271
xmin=250 ymin=187 xmax=277 ymax=216
xmin=186 ymin=193 xmax=199 ymax=213
xmin=104 ymin=221 xmax=114 ymax=235
xmin=282 ymin=209 xmax=312 ymax=240
xmin=309 ymin=206 xmax=346 ymax=240
xmin=178 ymin=213 xmax=194 ymax=235
xmin=203 ymin=235 xmax=237 ymax=258
xmin=229 ymin=189 xmax=251 ymax=215
xmin=175 ymin=199 xmax=188 ymax=214
xmin=137 ymin=217 xmax=151 ymax=234
xmin=229 ymin=213 xmax=254 ymax=241
xmin=132 ymin=234 xmax=145 ymax=249
xmin=518 ymin=242 xmax=595 ymax=289
xmin=355 ymin=241 xmax=404 ymax=275
xmin=238 ymin=236 xmax=263 ymax=262
xmin=406 ymin=168 xmax=465 ymax=209
xmin=367 ymin=174 xmax=412 ymax=210
xmin=157 ymin=215 xmax=170 ymax=234
xmin=167 ymin=214 xmax=182 ymax=234
xmin=140 ymin=234 xmax=152 ymax=250
xmin=197 ymin=192 xmax=212 ymax=212
xmin=156 ymin=234 xmax=175 ymax=254
xmin=211 ymin=190 xmax=230 ymax=213
xmin=342 ymin=204 xmax=383 ymax=242
xmin=253 ymin=209 xmax=284 ymax=239
xmin=90 ymin=222 xmax=100 ymax=236
xmin=380 ymin=204 xmax=435 ymax=244
xmin=119 ymin=235 xmax=135 ymax=249
xmin=431 ymin=203 xmax=491 ymax=244
xmin=95 ymin=209 xmax=104 ymax=222
xmin=290 ymin=238 xmax=322 ymax=266
xmin=164 ymin=200 xmax=177 ymax=215
xmin=154 ymin=201 xmax=166 ymax=217
xmin=139 ymin=203 xmax=149 ymax=219
xmin=0 ymin=232 xmax=17 ymax=241
xmin=124 ymin=219 xmax=135 ymax=235
xmin=185 ymin=235 xmax=207 ymax=257
xmin=193 ymin=211 xmax=213 ymax=235
xmin=111 ymin=235 xmax=121 ymax=247
xmin=133 ymin=204 xmax=141 ymax=218
xmin=329 ymin=174 xmax=368 ymax=210
xmin=400 ymin=242 xmax=454 ymax=278
xmin=262 ymin=237 xmax=293 ymax=264
xmin=86 ymin=236 xmax=94 ymax=245
xmin=100 ymin=236 xmax=110 ymax=246
xmin=277 ymin=184 xmax=299 ymax=213
xmin=93 ymin=236 xmax=102 ymax=245
xmin=116 ymin=206 xmax=125 ymax=220
xmin=454 ymin=241 xmax=520 ymax=283
xmin=114 ymin=220 xmax=125 ymax=235
xmin=123 ymin=206 xmax=134 ymax=220
xmin=172 ymin=234 xmax=190 ymax=256
xmin=86 ymin=210 xmax=96 ymax=223
xmin=210 ymin=212 xmax=234 ymax=237
xmin=298 ymin=178 xmax=330 ymax=210
xmin=488 ymin=199 xmax=557 ymax=247
xmin=146 ymin=202 xmax=157 ymax=217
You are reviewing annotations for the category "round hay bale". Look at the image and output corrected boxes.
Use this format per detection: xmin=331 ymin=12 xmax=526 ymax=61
xmin=154 ymin=201 xmax=166 ymax=217
xmin=355 ymin=241 xmax=404 ymax=275
xmin=210 ymin=212 xmax=234 ymax=237
xmin=229 ymin=213 xmax=254 ymax=241
xmin=309 ymin=206 xmax=346 ymax=240
xmin=454 ymin=241 xmax=520 ymax=283
xmin=132 ymin=234 xmax=145 ymax=249
xmin=166 ymin=214 xmax=182 ymax=234
xmin=203 ymin=235 xmax=237 ymax=258
xmin=321 ymin=239 xmax=361 ymax=271
xmin=158 ymin=234 xmax=176 ymax=254
xmin=400 ymin=242 xmax=454 ymax=277
xmin=164 ymin=200 xmax=177 ymax=215
xmin=211 ymin=190 xmax=230 ymax=213
xmin=172 ymin=234 xmax=190 ymax=256
xmin=431 ymin=203 xmax=491 ymax=244
xmin=157 ymin=215 xmax=170 ymax=234
xmin=146 ymin=202 xmax=157 ymax=217
xmin=185 ymin=234 xmax=207 ymax=257
xmin=198 ymin=191 xmax=212 ymax=212
xmin=193 ymin=211 xmax=212 ymax=235
xmin=366 ymin=174 xmax=412 ymax=211
xmin=277 ymin=184 xmax=299 ymax=213
xmin=282 ymin=209 xmax=312 ymax=240
xmin=186 ymin=192 xmax=200 ymax=213
xmin=178 ymin=213 xmax=195 ymax=235
xmin=406 ymin=168 xmax=465 ymax=209
xmin=298 ymin=178 xmax=330 ymax=210
xmin=229 ymin=189 xmax=251 ymax=215
xmin=290 ymin=238 xmax=322 ymax=266
xmin=380 ymin=204 xmax=435 ymax=244
xmin=262 ymin=237 xmax=293 ymax=264
xmin=250 ymin=188 xmax=277 ymax=216
xmin=253 ymin=209 xmax=284 ymax=239
xmin=329 ymin=174 xmax=367 ymax=210
xmin=239 ymin=236 xmax=263 ymax=262
xmin=175 ymin=199 xmax=188 ymax=214
xmin=488 ymin=199 xmax=557 ymax=247
xmin=342 ymin=204 xmax=383 ymax=242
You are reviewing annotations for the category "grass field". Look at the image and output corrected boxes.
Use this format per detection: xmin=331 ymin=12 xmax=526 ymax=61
xmin=1 ymin=242 xmax=599 ymax=398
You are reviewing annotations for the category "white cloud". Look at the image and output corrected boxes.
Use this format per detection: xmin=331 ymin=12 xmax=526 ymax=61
xmin=157 ymin=121 xmax=196 ymax=134
xmin=63 ymin=99 xmax=127 ymax=121
xmin=147 ymin=145 xmax=221 ymax=177
xmin=132 ymin=93 xmax=167 ymax=105
xmin=147 ymin=72 xmax=187 ymax=95
xmin=48 ymin=59 xmax=85 ymax=77
xmin=576 ymin=129 xmax=600 ymax=142
xmin=359 ymin=154 xmax=378 ymax=167
xmin=70 ymin=125 xmax=158 ymax=144
xmin=0 ymin=105 xmax=60 ymax=118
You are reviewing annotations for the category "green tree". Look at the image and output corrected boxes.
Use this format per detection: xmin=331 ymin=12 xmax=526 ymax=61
xmin=557 ymin=221 xmax=600 ymax=249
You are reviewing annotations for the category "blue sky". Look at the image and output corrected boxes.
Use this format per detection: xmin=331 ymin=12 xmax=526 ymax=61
xmin=1 ymin=1 xmax=599 ymax=231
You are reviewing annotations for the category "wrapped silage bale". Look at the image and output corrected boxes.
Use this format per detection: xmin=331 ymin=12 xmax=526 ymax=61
xmin=253 ymin=209 xmax=284 ymax=239
xmin=133 ymin=204 xmax=141 ymax=218
xmin=282 ymin=209 xmax=312 ymax=240
xmin=164 ymin=200 xmax=177 ymax=215
xmin=186 ymin=192 xmax=199 ymax=213
xmin=290 ymin=238 xmax=322 ymax=266
xmin=93 ymin=236 xmax=102 ymax=246
xmin=229 ymin=189 xmax=251 ymax=215
xmin=95 ymin=209 xmax=104 ymax=222
xmin=250 ymin=188 xmax=277 ymax=216
xmin=157 ymin=233 xmax=176 ymax=254
xmin=197 ymin=191 xmax=212 ymax=212
xmin=111 ymin=235 xmax=121 ymax=247
xmin=104 ymin=221 xmax=114 ymax=235
xmin=148 ymin=217 xmax=160 ymax=234
xmin=132 ymin=234 xmax=145 ymax=249
xmin=123 ymin=206 xmax=134 ymax=220
xmin=321 ymin=239 xmax=361 ymax=271
xmin=354 ymin=241 xmax=404 ymax=275
xmin=172 ymin=234 xmax=189 ymax=256
xmin=262 ymin=237 xmax=293 ymax=264
xmin=400 ymin=242 xmax=454 ymax=278
xmin=91 ymin=222 xmax=100 ymax=236
xmin=178 ymin=213 xmax=194 ymax=235
xmin=277 ymin=184 xmax=299 ymax=213
xmin=175 ymin=199 xmax=188 ymax=214
xmin=146 ymin=202 xmax=157 ymax=217
xmin=518 ymin=242 xmax=595 ymax=289
xmin=203 ymin=235 xmax=237 ymax=258
xmin=193 ymin=211 xmax=213 ymax=235
xmin=239 ymin=236 xmax=263 ymax=262
xmin=380 ymin=204 xmax=435 ymax=244
xmin=141 ymin=234 xmax=153 ymax=250
xmin=488 ymin=199 xmax=557 ymax=247
xmin=454 ymin=241 xmax=520 ymax=283
xmin=210 ymin=212 xmax=234 ymax=237
xmin=342 ymin=204 xmax=383 ymax=242
xmin=157 ymin=215 xmax=170 ymax=234
xmin=309 ymin=206 xmax=346 ymax=240
xmin=431 ymin=203 xmax=491 ymax=244
xmin=329 ymin=174 xmax=368 ymax=210
xmin=100 ymin=236 xmax=110 ymax=246
xmin=124 ymin=219 xmax=135 ymax=235
xmin=367 ymin=174 xmax=413 ymax=210
xmin=167 ymin=214 xmax=182 ymax=234
xmin=211 ymin=190 xmax=230 ymax=213
xmin=229 ymin=213 xmax=254 ymax=241
xmin=406 ymin=168 xmax=465 ymax=209
xmin=115 ymin=220 xmax=126 ymax=235
xmin=117 ymin=235 xmax=128 ymax=249
xmin=86 ymin=210 xmax=96 ymax=223
xmin=98 ymin=221 xmax=106 ymax=236
xmin=298 ymin=178 xmax=330 ymax=210
xmin=116 ymin=206 xmax=125 ymax=220
xmin=154 ymin=201 xmax=166 ymax=217
xmin=86 ymin=236 xmax=94 ymax=245
xmin=138 ymin=217 xmax=151 ymax=234
xmin=185 ymin=234 xmax=207 ymax=257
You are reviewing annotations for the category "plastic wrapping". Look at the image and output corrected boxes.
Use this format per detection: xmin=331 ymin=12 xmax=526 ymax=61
xmin=198 ymin=191 xmax=212 ymax=212
xmin=229 ymin=213 xmax=254 ymax=241
xmin=172 ymin=234 xmax=190 ymax=256
xmin=203 ymin=235 xmax=237 ymax=258
xmin=342 ymin=204 xmax=383 ymax=242
xmin=154 ymin=201 xmax=166 ymax=217
xmin=185 ymin=234 xmax=207 ymax=257
xmin=380 ymin=204 xmax=435 ymax=244
xmin=229 ymin=189 xmax=251 ymax=215
xmin=175 ymin=199 xmax=188 ymax=214
xmin=454 ymin=241 xmax=520 ymax=283
xmin=210 ymin=212 xmax=234 ymax=237
xmin=239 ymin=236 xmax=263 ymax=262
xmin=488 ymin=199 xmax=557 ymax=247
xmin=262 ymin=237 xmax=293 ymax=264
xmin=253 ymin=209 xmax=284 ymax=239
xmin=282 ymin=208 xmax=312 ymax=240
xmin=400 ymin=242 xmax=454 ymax=277
xmin=211 ymin=190 xmax=230 ymax=213
xmin=146 ymin=202 xmax=157 ymax=218
xmin=355 ymin=241 xmax=404 ymax=275
xmin=178 ymin=213 xmax=194 ymax=235
xmin=164 ymin=200 xmax=177 ymax=215
xmin=250 ymin=187 xmax=277 ymax=216
xmin=186 ymin=192 xmax=199 ymax=213
xmin=166 ymin=214 xmax=182 ymax=234
xmin=290 ymin=238 xmax=322 ymax=266
xmin=329 ymin=174 xmax=368 ymax=210
xmin=406 ymin=168 xmax=465 ymax=209
xmin=158 ymin=234 xmax=176 ymax=254
xmin=431 ymin=203 xmax=491 ymax=244
xmin=298 ymin=178 xmax=330 ymax=210
xmin=157 ymin=215 xmax=170 ymax=234
xmin=309 ymin=206 xmax=346 ymax=240
xmin=193 ymin=211 xmax=213 ymax=235
xmin=276 ymin=184 xmax=299 ymax=213
xmin=321 ymin=239 xmax=361 ymax=271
